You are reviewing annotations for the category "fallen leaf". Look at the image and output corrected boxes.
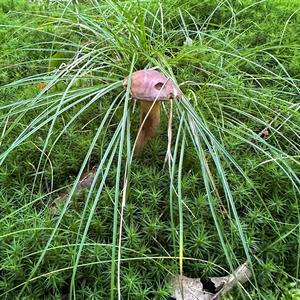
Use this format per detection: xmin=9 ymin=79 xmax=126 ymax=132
xmin=210 ymin=262 xmax=251 ymax=295
xmin=50 ymin=165 xmax=98 ymax=215
xmin=170 ymin=262 xmax=252 ymax=300
xmin=76 ymin=165 xmax=97 ymax=190
xmin=170 ymin=275 xmax=213 ymax=300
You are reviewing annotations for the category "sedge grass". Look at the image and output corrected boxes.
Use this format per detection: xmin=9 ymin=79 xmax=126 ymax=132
xmin=0 ymin=0 xmax=299 ymax=299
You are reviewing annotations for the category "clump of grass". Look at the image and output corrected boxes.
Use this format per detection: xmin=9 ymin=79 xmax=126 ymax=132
xmin=0 ymin=0 xmax=299 ymax=299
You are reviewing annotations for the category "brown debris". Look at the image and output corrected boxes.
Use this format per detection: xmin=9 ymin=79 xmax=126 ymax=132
xmin=50 ymin=165 xmax=98 ymax=215
xmin=170 ymin=262 xmax=252 ymax=300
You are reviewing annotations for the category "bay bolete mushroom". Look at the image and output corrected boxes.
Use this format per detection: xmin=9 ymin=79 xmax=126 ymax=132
xmin=123 ymin=69 xmax=182 ymax=155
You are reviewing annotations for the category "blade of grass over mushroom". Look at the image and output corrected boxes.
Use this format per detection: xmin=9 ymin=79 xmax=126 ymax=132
xmin=179 ymin=92 xmax=299 ymax=296
xmin=176 ymin=99 xmax=258 ymax=298
xmin=68 ymin=95 xmax=124 ymax=297
xmin=168 ymin=115 xmax=185 ymax=258
xmin=187 ymin=128 xmax=252 ymax=297
xmin=0 ymin=87 xmax=98 ymax=119
xmin=0 ymin=86 xmax=109 ymax=163
xmin=15 ymin=87 xmax=123 ymax=297
xmin=111 ymin=55 xmax=136 ymax=300
xmin=181 ymin=95 xmax=299 ymax=191
xmin=177 ymin=131 xmax=185 ymax=285
xmin=39 ymin=82 xmax=123 ymax=193
xmin=116 ymin=104 xmax=135 ymax=298
xmin=179 ymin=102 xmax=236 ymax=267
xmin=31 ymin=50 xmax=104 ymax=193
xmin=48 ymin=84 xmax=123 ymax=155
xmin=116 ymin=112 xmax=133 ymax=300
xmin=0 ymin=71 xmax=75 ymax=145
xmin=0 ymin=50 xmax=99 ymax=164
xmin=70 ymin=133 xmax=120 ymax=299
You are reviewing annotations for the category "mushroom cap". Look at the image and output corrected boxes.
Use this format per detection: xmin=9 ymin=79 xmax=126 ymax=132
xmin=123 ymin=69 xmax=182 ymax=101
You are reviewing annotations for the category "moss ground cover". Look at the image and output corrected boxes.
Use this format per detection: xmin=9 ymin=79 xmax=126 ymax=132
xmin=0 ymin=0 xmax=299 ymax=299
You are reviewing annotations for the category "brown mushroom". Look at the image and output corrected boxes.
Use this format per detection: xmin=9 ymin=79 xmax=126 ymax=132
xmin=123 ymin=69 xmax=182 ymax=155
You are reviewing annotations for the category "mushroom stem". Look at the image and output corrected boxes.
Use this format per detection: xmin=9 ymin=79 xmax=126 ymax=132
xmin=135 ymin=100 xmax=160 ymax=155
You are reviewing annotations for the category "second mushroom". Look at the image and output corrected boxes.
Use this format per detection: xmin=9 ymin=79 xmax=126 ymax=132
xmin=123 ymin=69 xmax=182 ymax=155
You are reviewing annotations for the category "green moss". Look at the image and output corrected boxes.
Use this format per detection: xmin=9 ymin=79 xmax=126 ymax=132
xmin=0 ymin=0 xmax=299 ymax=299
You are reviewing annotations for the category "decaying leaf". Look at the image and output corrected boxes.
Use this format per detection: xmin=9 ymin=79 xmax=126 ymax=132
xmin=76 ymin=165 xmax=98 ymax=189
xmin=170 ymin=262 xmax=251 ymax=300
xmin=50 ymin=165 xmax=98 ymax=215
xmin=210 ymin=262 xmax=252 ymax=295
xmin=170 ymin=275 xmax=213 ymax=300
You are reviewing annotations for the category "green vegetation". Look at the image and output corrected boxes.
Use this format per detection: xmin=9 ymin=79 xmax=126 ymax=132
xmin=0 ymin=0 xmax=299 ymax=299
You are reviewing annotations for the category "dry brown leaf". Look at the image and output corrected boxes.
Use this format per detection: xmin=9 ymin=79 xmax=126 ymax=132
xmin=170 ymin=262 xmax=251 ymax=300
xmin=170 ymin=275 xmax=213 ymax=300
xmin=76 ymin=165 xmax=97 ymax=189
xmin=210 ymin=262 xmax=251 ymax=295
xmin=50 ymin=166 xmax=98 ymax=215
